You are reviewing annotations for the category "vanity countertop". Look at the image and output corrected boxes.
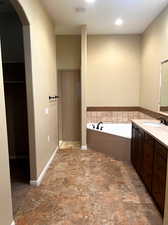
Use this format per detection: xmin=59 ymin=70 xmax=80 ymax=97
xmin=132 ymin=119 xmax=168 ymax=148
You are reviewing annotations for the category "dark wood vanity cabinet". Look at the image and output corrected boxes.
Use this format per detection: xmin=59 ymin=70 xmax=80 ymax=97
xmin=142 ymin=133 xmax=155 ymax=192
xmin=152 ymin=142 xmax=167 ymax=214
xmin=131 ymin=123 xmax=168 ymax=215
xmin=131 ymin=125 xmax=144 ymax=176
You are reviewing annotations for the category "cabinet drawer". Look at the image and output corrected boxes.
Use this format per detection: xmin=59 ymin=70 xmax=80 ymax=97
xmin=132 ymin=123 xmax=139 ymax=130
xmin=132 ymin=124 xmax=144 ymax=134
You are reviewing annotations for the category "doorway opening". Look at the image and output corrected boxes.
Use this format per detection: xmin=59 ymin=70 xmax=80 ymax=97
xmin=0 ymin=0 xmax=33 ymax=217
xmin=58 ymin=70 xmax=81 ymax=149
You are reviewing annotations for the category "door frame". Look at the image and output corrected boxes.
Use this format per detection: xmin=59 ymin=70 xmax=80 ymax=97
xmin=57 ymin=69 xmax=81 ymax=145
xmin=8 ymin=0 xmax=37 ymax=181
xmin=57 ymin=70 xmax=63 ymax=147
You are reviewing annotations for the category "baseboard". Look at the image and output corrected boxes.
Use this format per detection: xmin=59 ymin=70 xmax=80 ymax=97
xmin=30 ymin=146 xmax=58 ymax=186
xmin=81 ymin=145 xmax=87 ymax=150
xmin=11 ymin=221 xmax=15 ymax=225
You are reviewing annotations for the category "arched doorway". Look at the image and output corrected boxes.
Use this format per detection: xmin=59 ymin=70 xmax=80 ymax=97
xmin=0 ymin=0 xmax=36 ymax=216
xmin=9 ymin=0 xmax=37 ymax=181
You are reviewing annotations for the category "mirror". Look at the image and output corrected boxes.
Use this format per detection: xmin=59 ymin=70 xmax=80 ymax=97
xmin=160 ymin=60 xmax=168 ymax=114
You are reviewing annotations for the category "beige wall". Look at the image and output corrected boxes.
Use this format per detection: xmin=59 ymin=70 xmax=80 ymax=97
xmin=56 ymin=35 xmax=81 ymax=70
xmin=0 ymin=0 xmax=58 ymax=223
xmin=0 ymin=42 xmax=13 ymax=225
xmin=140 ymin=5 xmax=168 ymax=225
xmin=141 ymin=6 xmax=168 ymax=112
xmin=81 ymin=25 xmax=87 ymax=148
xmin=87 ymin=35 xmax=141 ymax=107
xmin=15 ymin=0 xmax=58 ymax=179
xmin=160 ymin=62 xmax=168 ymax=107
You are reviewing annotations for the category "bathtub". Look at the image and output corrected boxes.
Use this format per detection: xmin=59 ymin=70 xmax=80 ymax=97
xmin=87 ymin=123 xmax=131 ymax=161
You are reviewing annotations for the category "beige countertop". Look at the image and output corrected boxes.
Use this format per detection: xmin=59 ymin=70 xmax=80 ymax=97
xmin=132 ymin=119 xmax=168 ymax=148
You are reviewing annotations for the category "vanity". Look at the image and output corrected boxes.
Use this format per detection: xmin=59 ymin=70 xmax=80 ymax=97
xmin=131 ymin=120 xmax=168 ymax=216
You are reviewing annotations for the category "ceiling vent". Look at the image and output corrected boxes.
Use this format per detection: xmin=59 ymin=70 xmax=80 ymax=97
xmin=75 ymin=7 xmax=86 ymax=13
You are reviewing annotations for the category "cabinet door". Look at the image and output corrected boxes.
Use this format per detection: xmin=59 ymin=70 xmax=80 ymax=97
xmin=136 ymin=128 xmax=144 ymax=175
xmin=131 ymin=124 xmax=139 ymax=170
xmin=142 ymin=133 xmax=154 ymax=192
xmin=131 ymin=124 xmax=144 ymax=174
xmin=131 ymin=124 xmax=137 ymax=168
xmin=152 ymin=142 xmax=167 ymax=215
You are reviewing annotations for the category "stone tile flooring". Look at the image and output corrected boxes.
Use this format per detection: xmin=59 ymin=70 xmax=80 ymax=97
xmin=59 ymin=141 xmax=80 ymax=150
xmin=12 ymin=182 xmax=31 ymax=216
xmin=14 ymin=149 xmax=162 ymax=225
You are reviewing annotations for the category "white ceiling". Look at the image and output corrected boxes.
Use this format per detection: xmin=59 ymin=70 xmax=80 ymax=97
xmin=41 ymin=0 xmax=168 ymax=34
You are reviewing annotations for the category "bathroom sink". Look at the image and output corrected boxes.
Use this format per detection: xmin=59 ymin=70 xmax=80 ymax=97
xmin=143 ymin=122 xmax=162 ymax=127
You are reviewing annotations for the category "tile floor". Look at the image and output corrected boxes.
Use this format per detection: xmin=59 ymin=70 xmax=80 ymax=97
xmin=14 ymin=149 xmax=162 ymax=225
xmin=12 ymin=182 xmax=31 ymax=216
xmin=59 ymin=141 xmax=81 ymax=150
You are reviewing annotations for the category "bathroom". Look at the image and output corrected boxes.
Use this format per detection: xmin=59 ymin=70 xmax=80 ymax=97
xmin=1 ymin=0 xmax=168 ymax=225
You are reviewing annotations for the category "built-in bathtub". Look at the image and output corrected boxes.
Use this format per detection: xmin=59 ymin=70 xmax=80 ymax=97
xmin=87 ymin=123 xmax=131 ymax=161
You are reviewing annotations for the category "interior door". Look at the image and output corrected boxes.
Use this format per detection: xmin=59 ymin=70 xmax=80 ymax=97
xmin=61 ymin=70 xmax=81 ymax=142
xmin=57 ymin=70 xmax=63 ymax=144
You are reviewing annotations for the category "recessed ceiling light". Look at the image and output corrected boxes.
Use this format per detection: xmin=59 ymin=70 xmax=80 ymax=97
xmin=85 ymin=0 xmax=96 ymax=3
xmin=115 ymin=18 xmax=123 ymax=26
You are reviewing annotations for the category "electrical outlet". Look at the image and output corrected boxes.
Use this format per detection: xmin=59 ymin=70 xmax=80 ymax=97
xmin=45 ymin=108 xmax=49 ymax=115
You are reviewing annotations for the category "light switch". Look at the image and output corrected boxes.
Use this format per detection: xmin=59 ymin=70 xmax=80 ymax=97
xmin=48 ymin=136 xmax=50 ymax=142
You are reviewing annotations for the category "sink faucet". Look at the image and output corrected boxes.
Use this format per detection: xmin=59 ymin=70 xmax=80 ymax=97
xmin=96 ymin=122 xmax=103 ymax=130
xmin=158 ymin=117 xmax=168 ymax=125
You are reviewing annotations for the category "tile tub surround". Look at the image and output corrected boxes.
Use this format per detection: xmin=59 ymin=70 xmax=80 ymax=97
xmin=87 ymin=111 xmax=153 ymax=123
xmin=14 ymin=148 xmax=162 ymax=225
xmin=132 ymin=119 xmax=168 ymax=148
